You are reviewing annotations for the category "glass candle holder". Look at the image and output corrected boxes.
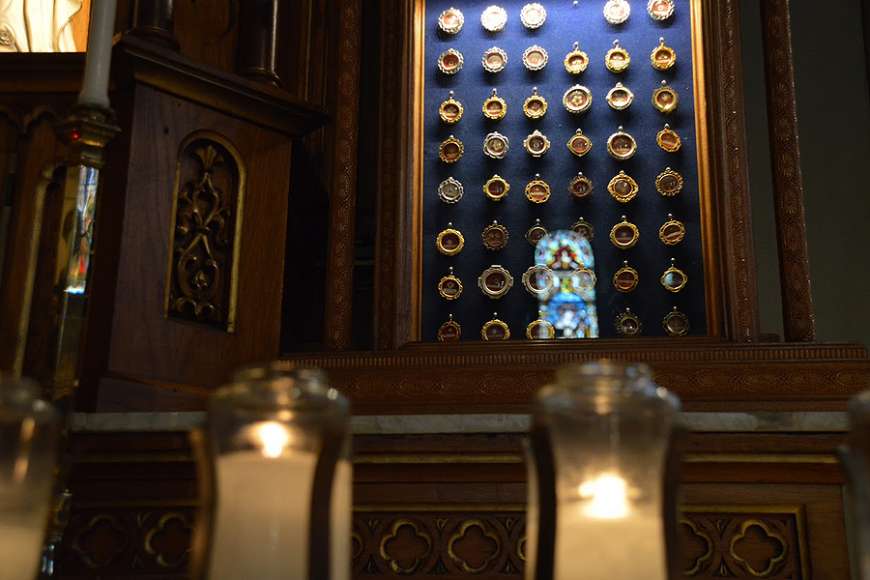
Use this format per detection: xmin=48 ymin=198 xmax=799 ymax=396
xmin=0 ymin=377 xmax=59 ymax=580
xmin=525 ymin=361 xmax=680 ymax=580
xmin=843 ymin=390 xmax=870 ymax=579
xmin=192 ymin=365 xmax=351 ymax=580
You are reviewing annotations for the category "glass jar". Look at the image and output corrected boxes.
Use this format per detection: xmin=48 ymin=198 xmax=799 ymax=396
xmin=197 ymin=365 xmax=351 ymax=580
xmin=526 ymin=362 xmax=680 ymax=580
xmin=843 ymin=390 xmax=870 ymax=580
xmin=0 ymin=377 xmax=59 ymax=580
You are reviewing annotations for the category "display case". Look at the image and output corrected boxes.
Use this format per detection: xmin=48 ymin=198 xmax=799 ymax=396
xmin=371 ymin=0 xmax=757 ymax=348
xmin=420 ymin=0 xmax=713 ymax=342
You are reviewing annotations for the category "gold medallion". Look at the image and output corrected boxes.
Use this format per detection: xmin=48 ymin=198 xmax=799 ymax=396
xmin=656 ymin=123 xmax=682 ymax=152
xmin=520 ymin=2 xmax=547 ymax=29
xmin=650 ymin=37 xmax=676 ymax=71
xmin=483 ymin=131 xmax=510 ymax=159
xmin=571 ymin=217 xmax=594 ymax=240
xmin=606 ymin=82 xmax=634 ymax=110
xmin=435 ymin=223 xmax=465 ymax=256
xmin=573 ymin=267 xmax=597 ymax=290
xmin=660 ymin=258 xmax=687 ymax=292
xmin=482 ymin=88 xmax=507 ymax=120
xmin=603 ymin=0 xmax=631 ymax=24
xmin=525 ymin=174 xmax=551 ymax=204
xmin=523 ymin=87 xmax=548 ymax=119
xmin=610 ymin=216 xmax=640 ymax=250
xmin=438 ymin=177 xmax=464 ymax=204
xmin=480 ymin=5 xmax=508 ymax=32
xmin=439 ymin=91 xmax=464 ymax=124
xmin=652 ymin=80 xmax=679 ymax=113
xmin=478 ymin=265 xmax=514 ymax=299
xmin=482 ymin=220 xmax=509 ymax=251
xmin=613 ymin=261 xmax=639 ymax=293
xmin=656 ymin=167 xmax=684 ymax=197
xmin=523 ymin=45 xmax=549 ymax=71
xmin=605 ymin=40 xmax=631 ymax=73
xmin=526 ymin=314 xmax=555 ymax=340
xmin=481 ymin=313 xmax=511 ymax=341
xmin=569 ymin=172 xmax=594 ymax=199
xmin=482 ymin=46 xmax=508 ymax=73
xmin=663 ymin=306 xmax=690 ymax=337
xmin=526 ymin=219 xmax=548 ymax=246
xmin=606 ymin=126 xmax=637 ymax=160
xmin=564 ymin=42 xmax=589 ymax=75
xmin=608 ymin=170 xmax=639 ymax=203
xmin=647 ymin=0 xmax=675 ymax=21
xmin=437 ymin=314 xmax=462 ymax=342
xmin=439 ymin=135 xmax=464 ymax=164
xmin=437 ymin=267 xmax=463 ymax=301
xmin=483 ymin=174 xmax=510 ymax=201
xmin=438 ymin=48 xmax=464 ymax=75
xmin=438 ymin=7 xmax=465 ymax=35
xmin=563 ymin=84 xmax=593 ymax=114
xmin=522 ymin=265 xmax=556 ymax=297
xmin=658 ymin=214 xmax=686 ymax=246
xmin=566 ymin=128 xmax=593 ymax=158
xmin=523 ymin=130 xmax=551 ymax=157
xmin=615 ymin=308 xmax=643 ymax=337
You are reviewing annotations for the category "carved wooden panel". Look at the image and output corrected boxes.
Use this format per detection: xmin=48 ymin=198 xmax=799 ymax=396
xmin=59 ymin=508 xmax=194 ymax=578
xmin=166 ymin=133 xmax=243 ymax=332
xmin=353 ymin=513 xmax=525 ymax=578
xmin=680 ymin=508 xmax=808 ymax=579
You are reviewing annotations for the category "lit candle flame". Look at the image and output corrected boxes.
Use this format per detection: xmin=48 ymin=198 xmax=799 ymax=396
xmin=254 ymin=422 xmax=291 ymax=458
xmin=578 ymin=472 xmax=630 ymax=519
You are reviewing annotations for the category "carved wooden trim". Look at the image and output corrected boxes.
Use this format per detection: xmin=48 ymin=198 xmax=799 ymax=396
xmin=282 ymin=341 xmax=870 ymax=411
xmin=323 ymin=0 xmax=362 ymax=350
xmin=164 ymin=132 xmax=244 ymax=332
xmin=760 ymin=0 xmax=816 ymax=343
xmin=706 ymin=0 xmax=760 ymax=341
xmin=681 ymin=505 xmax=809 ymax=578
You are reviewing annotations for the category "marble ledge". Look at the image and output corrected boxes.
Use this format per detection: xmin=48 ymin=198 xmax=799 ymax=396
xmin=70 ymin=411 xmax=849 ymax=434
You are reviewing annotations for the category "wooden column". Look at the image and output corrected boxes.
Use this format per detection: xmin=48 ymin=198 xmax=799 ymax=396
xmin=237 ymin=0 xmax=281 ymax=86
xmin=760 ymin=0 xmax=816 ymax=342
xmin=322 ymin=0 xmax=361 ymax=350
xmin=131 ymin=0 xmax=177 ymax=48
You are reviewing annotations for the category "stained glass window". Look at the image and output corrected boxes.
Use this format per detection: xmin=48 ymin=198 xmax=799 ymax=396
xmin=535 ymin=230 xmax=598 ymax=339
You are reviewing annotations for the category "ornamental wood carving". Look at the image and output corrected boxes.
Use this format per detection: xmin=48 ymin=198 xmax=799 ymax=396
xmin=323 ymin=0 xmax=362 ymax=350
xmin=60 ymin=508 xmax=194 ymax=576
xmin=760 ymin=0 xmax=816 ymax=342
xmin=165 ymin=133 xmax=244 ymax=332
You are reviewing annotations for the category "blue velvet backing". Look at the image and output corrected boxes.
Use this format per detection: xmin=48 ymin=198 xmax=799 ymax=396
xmin=422 ymin=0 xmax=707 ymax=340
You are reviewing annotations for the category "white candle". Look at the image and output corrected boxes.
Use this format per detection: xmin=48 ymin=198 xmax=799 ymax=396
xmin=77 ymin=0 xmax=118 ymax=107
xmin=208 ymin=451 xmax=317 ymax=580
xmin=0 ymin=518 xmax=48 ymax=580
xmin=554 ymin=473 xmax=667 ymax=580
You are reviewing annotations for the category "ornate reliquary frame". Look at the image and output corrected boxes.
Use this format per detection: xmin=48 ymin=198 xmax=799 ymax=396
xmin=373 ymin=0 xmax=755 ymax=348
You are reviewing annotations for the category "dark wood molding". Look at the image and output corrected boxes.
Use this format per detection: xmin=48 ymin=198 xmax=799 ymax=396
xmin=760 ymin=0 xmax=816 ymax=343
xmin=282 ymin=340 xmax=869 ymax=413
xmin=114 ymin=35 xmax=326 ymax=136
xmin=323 ymin=0 xmax=362 ymax=350
xmin=706 ymin=0 xmax=760 ymax=341
xmin=373 ymin=0 xmax=410 ymax=350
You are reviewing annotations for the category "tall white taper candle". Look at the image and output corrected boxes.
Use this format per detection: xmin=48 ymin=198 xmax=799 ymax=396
xmin=77 ymin=0 xmax=119 ymax=107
